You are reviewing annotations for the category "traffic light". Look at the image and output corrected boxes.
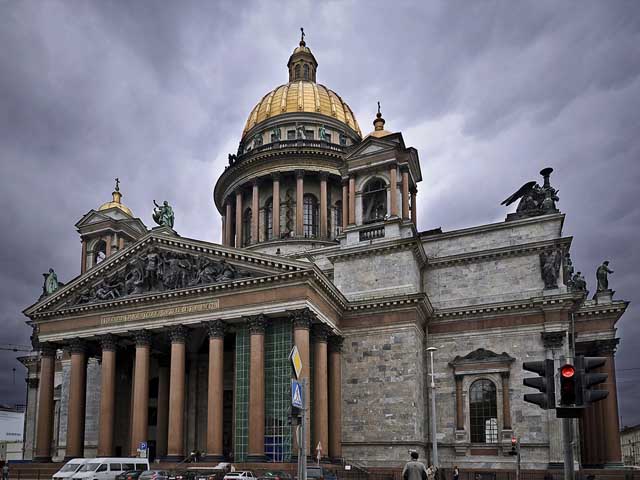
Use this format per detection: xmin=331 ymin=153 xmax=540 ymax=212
xmin=523 ymin=359 xmax=555 ymax=409
xmin=559 ymin=364 xmax=576 ymax=405
xmin=575 ymin=356 xmax=608 ymax=406
xmin=509 ymin=437 xmax=518 ymax=456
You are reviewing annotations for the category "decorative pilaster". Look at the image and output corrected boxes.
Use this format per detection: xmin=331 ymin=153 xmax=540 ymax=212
xmin=501 ymin=372 xmax=512 ymax=429
xmin=313 ymin=325 xmax=330 ymax=460
xmin=34 ymin=344 xmax=56 ymax=462
xmin=594 ymin=338 xmax=623 ymax=466
xmin=410 ymin=187 xmax=417 ymax=225
xmin=341 ymin=180 xmax=348 ymax=230
xmin=130 ymin=330 xmax=151 ymax=455
xmin=98 ymin=335 xmax=118 ymax=456
xmin=65 ymin=339 xmax=87 ymax=459
xmin=205 ymin=320 xmax=226 ymax=461
xmin=328 ymin=335 xmax=343 ymax=460
xmin=167 ymin=326 xmax=188 ymax=460
xmin=296 ymin=170 xmax=305 ymax=237
xmin=401 ymin=167 xmax=410 ymax=220
xmin=348 ymin=176 xmax=355 ymax=225
xmin=389 ymin=165 xmax=398 ymax=217
xmin=248 ymin=314 xmax=267 ymax=461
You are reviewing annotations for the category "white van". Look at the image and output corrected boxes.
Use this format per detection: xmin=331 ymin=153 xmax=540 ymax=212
xmin=53 ymin=458 xmax=90 ymax=480
xmin=72 ymin=458 xmax=149 ymax=480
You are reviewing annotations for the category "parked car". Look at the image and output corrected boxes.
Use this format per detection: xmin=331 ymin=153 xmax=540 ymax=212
xmin=222 ymin=472 xmax=257 ymax=480
xmin=258 ymin=472 xmax=292 ymax=480
xmin=168 ymin=471 xmax=197 ymax=480
xmin=139 ymin=471 xmax=171 ymax=480
xmin=53 ymin=459 xmax=90 ymax=480
xmin=115 ymin=471 xmax=144 ymax=480
xmin=186 ymin=469 xmax=222 ymax=480
xmin=72 ymin=458 xmax=150 ymax=480
xmin=305 ymin=467 xmax=336 ymax=480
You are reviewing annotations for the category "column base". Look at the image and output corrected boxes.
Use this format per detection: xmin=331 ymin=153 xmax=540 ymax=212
xmin=202 ymin=454 xmax=225 ymax=463
xmin=163 ymin=455 xmax=186 ymax=462
xmin=32 ymin=456 xmax=52 ymax=463
xmin=246 ymin=454 xmax=268 ymax=462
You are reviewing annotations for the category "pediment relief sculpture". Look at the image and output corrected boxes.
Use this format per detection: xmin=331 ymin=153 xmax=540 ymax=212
xmin=68 ymin=247 xmax=256 ymax=307
xmin=450 ymin=348 xmax=515 ymax=365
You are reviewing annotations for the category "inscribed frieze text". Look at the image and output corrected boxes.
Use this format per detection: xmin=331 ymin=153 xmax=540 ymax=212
xmin=101 ymin=300 xmax=220 ymax=326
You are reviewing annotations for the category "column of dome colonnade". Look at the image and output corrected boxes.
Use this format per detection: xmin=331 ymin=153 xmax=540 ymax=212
xmin=205 ymin=320 xmax=226 ymax=461
xmin=65 ymin=339 xmax=88 ymax=459
xmin=34 ymin=344 xmax=56 ymax=462
xmin=167 ymin=326 xmax=188 ymax=461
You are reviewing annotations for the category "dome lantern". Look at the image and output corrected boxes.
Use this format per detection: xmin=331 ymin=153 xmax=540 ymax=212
xmin=287 ymin=28 xmax=318 ymax=83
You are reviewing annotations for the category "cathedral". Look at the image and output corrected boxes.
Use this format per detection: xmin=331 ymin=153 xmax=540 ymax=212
xmin=21 ymin=34 xmax=628 ymax=472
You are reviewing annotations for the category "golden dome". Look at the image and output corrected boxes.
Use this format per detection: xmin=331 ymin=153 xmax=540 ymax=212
xmin=98 ymin=180 xmax=133 ymax=217
xmin=243 ymin=81 xmax=361 ymax=137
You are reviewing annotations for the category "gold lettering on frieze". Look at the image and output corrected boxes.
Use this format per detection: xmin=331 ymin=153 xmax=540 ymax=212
xmin=100 ymin=300 xmax=220 ymax=326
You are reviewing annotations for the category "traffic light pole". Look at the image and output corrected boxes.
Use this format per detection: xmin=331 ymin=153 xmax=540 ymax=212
xmin=297 ymin=378 xmax=307 ymax=480
xmin=562 ymin=417 xmax=575 ymax=480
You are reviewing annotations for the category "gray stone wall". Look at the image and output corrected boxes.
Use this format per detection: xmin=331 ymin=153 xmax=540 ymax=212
xmin=342 ymin=324 xmax=425 ymax=466
xmin=333 ymin=249 xmax=421 ymax=301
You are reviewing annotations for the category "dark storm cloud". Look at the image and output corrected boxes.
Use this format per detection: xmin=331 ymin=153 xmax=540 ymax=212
xmin=1 ymin=0 xmax=639 ymax=425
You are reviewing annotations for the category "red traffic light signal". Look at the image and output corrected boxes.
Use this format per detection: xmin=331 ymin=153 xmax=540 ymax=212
xmin=559 ymin=363 xmax=577 ymax=406
xmin=561 ymin=365 xmax=575 ymax=378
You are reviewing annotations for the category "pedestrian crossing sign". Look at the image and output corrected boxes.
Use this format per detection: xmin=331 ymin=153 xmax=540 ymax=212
xmin=292 ymin=379 xmax=303 ymax=408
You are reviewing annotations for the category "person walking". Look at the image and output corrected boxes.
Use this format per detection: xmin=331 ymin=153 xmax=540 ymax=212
xmin=2 ymin=463 xmax=9 ymax=480
xmin=427 ymin=464 xmax=436 ymax=480
xmin=402 ymin=451 xmax=428 ymax=480
xmin=453 ymin=466 xmax=459 ymax=480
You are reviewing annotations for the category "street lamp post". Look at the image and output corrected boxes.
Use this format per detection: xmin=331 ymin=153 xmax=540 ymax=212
xmin=426 ymin=346 xmax=438 ymax=468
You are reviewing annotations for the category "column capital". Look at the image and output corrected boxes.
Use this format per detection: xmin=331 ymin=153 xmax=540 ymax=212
xmin=328 ymin=335 xmax=344 ymax=353
xmin=100 ymin=334 xmax=118 ymax=352
xmin=271 ymin=172 xmax=281 ymax=181
xmin=400 ymin=164 xmax=410 ymax=173
xmin=252 ymin=177 xmax=260 ymax=187
xmin=541 ymin=331 xmax=565 ymax=349
xmin=312 ymin=324 xmax=331 ymax=343
xmin=454 ymin=373 xmax=464 ymax=382
xmin=342 ymin=178 xmax=349 ymax=186
xmin=134 ymin=329 xmax=152 ymax=347
xmin=40 ymin=343 xmax=57 ymax=357
xmin=248 ymin=314 xmax=268 ymax=334
xmin=295 ymin=169 xmax=305 ymax=179
xmin=289 ymin=308 xmax=315 ymax=330
xmin=319 ymin=172 xmax=329 ymax=181
xmin=593 ymin=338 xmax=620 ymax=356
xmin=169 ymin=325 xmax=189 ymax=344
xmin=67 ymin=338 xmax=87 ymax=354
xmin=206 ymin=320 xmax=226 ymax=339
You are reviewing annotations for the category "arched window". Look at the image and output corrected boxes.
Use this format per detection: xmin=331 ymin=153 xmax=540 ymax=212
xmin=243 ymin=208 xmax=252 ymax=246
xmin=335 ymin=200 xmax=343 ymax=236
xmin=93 ymin=240 xmax=107 ymax=265
xmin=264 ymin=198 xmax=273 ymax=240
xmin=303 ymin=194 xmax=318 ymax=238
xmin=470 ymin=379 xmax=498 ymax=444
xmin=303 ymin=64 xmax=310 ymax=80
xmin=362 ymin=178 xmax=387 ymax=223
xmin=294 ymin=64 xmax=301 ymax=80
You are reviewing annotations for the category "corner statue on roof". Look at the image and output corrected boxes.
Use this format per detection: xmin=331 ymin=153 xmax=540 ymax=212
xmin=153 ymin=200 xmax=175 ymax=228
xmin=502 ymin=167 xmax=559 ymax=220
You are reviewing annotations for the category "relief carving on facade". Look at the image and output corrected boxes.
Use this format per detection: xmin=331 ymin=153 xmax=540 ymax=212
xmin=69 ymin=247 xmax=255 ymax=306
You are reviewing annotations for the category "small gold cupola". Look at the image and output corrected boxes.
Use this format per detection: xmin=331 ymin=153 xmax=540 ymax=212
xmin=98 ymin=177 xmax=133 ymax=217
xmin=367 ymin=102 xmax=393 ymax=138
xmin=287 ymin=28 xmax=318 ymax=82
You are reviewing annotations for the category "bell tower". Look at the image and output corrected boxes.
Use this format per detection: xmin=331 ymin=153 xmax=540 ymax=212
xmin=75 ymin=179 xmax=147 ymax=274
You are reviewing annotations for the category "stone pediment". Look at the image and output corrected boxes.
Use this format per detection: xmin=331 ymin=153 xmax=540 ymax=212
xmin=344 ymin=135 xmax=403 ymax=161
xmin=25 ymin=232 xmax=310 ymax=318
xmin=75 ymin=209 xmax=148 ymax=235
xmin=450 ymin=348 xmax=515 ymax=374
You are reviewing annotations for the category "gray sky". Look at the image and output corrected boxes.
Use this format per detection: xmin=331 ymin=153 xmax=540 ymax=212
xmin=1 ymin=1 xmax=639 ymax=425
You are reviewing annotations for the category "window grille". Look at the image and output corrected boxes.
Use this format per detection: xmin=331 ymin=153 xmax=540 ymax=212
xmin=234 ymin=328 xmax=250 ymax=460
xmin=470 ymin=379 xmax=498 ymax=443
xmin=265 ymin=198 xmax=273 ymax=240
xmin=303 ymin=194 xmax=318 ymax=238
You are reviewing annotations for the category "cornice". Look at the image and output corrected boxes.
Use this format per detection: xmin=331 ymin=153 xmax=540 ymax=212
xmin=574 ymin=299 xmax=629 ymax=318
xmin=427 ymin=237 xmax=573 ymax=268
xmin=345 ymin=292 xmax=432 ymax=319
xmin=326 ymin=236 xmax=426 ymax=265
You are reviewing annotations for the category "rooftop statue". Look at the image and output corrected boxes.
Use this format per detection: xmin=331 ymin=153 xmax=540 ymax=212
xmin=41 ymin=268 xmax=63 ymax=297
xmin=596 ymin=260 xmax=614 ymax=292
xmin=153 ymin=200 xmax=175 ymax=229
xmin=502 ymin=167 xmax=560 ymax=220
xmin=539 ymin=248 xmax=561 ymax=289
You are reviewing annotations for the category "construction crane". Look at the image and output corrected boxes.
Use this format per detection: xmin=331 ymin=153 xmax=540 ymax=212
xmin=0 ymin=344 xmax=32 ymax=352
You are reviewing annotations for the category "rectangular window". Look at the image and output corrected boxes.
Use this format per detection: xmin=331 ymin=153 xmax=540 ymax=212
xmin=305 ymin=130 xmax=315 ymax=140
xmin=234 ymin=327 xmax=250 ymax=461
xmin=324 ymin=133 xmax=332 ymax=143
xmin=287 ymin=130 xmax=296 ymax=140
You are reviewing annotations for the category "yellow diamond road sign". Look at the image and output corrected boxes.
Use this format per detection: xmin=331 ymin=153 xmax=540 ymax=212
xmin=289 ymin=345 xmax=303 ymax=379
